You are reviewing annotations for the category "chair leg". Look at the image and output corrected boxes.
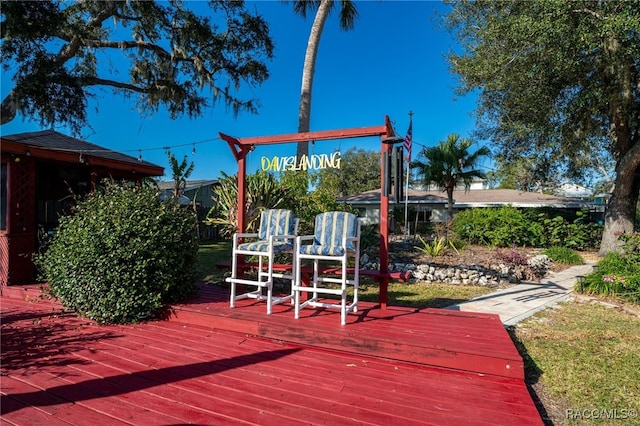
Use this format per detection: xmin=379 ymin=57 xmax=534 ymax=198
xmin=266 ymin=285 xmax=273 ymax=315
xmin=230 ymin=280 xmax=237 ymax=308
xmin=229 ymin=250 xmax=238 ymax=308
xmin=341 ymin=258 xmax=347 ymax=326
xmin=294 ymin=256 xmax=301 ymax=319
xmin=353 ymin=266 xmax=359 ymax=314
xmin=353 ymin=281 xmax=358 ymax=313
xmin=289 ymin=252 xmax=296 ymax=305
xmin=341 ymin=289 xmax=347 ymax=326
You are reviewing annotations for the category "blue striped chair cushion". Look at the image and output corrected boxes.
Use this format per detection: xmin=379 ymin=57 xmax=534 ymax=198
xmin=299 ymin=244 xmax=348 ymax=256
xmin=299 ymin=212 xmax=357 ymax=256
xmin=238 ymin=240 xmax=294 ymax=254
xmin=258 ymin=209 xmax=296 ymax=240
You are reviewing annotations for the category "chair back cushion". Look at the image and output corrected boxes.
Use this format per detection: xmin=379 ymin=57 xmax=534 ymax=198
xmin=258 ymin=209 xmax=296 ymax=240
xmin=301 ymin=212 xmax=358 ymax=256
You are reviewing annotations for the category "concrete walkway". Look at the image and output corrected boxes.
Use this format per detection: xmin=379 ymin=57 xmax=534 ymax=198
xmin=445 ymin=263 xmax=595 ymax=326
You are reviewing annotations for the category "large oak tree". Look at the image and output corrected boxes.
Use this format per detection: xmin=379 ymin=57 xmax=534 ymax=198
xmin=445 ymin=0 xmax=639 ymax=254
xmin=1 ymin=1 xmax=274 ymax=134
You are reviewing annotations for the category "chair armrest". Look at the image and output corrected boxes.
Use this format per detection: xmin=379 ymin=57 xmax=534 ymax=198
xmin=270 ymin=233 xmax=297 ymax=242
xmin=235 ymin=232 xmax=259 ymax=239
xmin=233 ymin=232 xmax=259 ymax=246
xmin=296 ymin=235 xmax=315 ymax=244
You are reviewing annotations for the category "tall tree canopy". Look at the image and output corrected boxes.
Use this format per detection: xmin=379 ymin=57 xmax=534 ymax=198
xmin=313 ymin=147 xmax=379 ymax=197
xmin=412 ymin=133 xmax=490 ymax=223
xmin=1 ymin=0 xmax=274 ymax=134
xmin=445 ymin=0 xmax=640 ymax=254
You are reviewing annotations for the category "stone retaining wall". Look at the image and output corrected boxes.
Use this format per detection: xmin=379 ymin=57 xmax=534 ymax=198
xmin=361 ymin=254 xmax=551 ymax=287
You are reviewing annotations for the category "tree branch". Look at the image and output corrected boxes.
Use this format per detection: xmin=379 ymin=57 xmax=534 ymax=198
xmin=80 ymin=77 xmax=149 ymax=93
xmin=87 ymin=40 xmax=172 ymax=60
xmin=571 ymin=8 xmax=603 ymax=20
xmin=55 ymin=3 xmax=118 ymax=65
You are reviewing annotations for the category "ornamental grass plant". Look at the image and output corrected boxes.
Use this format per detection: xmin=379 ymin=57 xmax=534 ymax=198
xmin=578 ymin=232 xmax=640 ymax=304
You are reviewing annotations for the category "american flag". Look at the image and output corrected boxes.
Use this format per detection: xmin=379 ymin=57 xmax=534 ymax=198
xmin=404 ymin=119 xmax=412 ymax=162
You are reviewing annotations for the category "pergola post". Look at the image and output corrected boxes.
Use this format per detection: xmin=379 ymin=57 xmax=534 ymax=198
xmin=219 ymin=133 xmax=253 ymax=234
xmin=379 ymin=140 xmax=392 ymax=309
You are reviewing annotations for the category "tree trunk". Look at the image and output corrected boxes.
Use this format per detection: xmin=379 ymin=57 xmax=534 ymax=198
xmin=446 ymin=187 xmax=455 ymax=233
xmin=296 ymin=0 xmax=331 ymax=160
xmin=598 ymin=141 xmax=640 ymax=255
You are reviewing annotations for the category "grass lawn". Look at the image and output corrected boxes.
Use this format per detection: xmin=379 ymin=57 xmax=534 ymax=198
xmin=511 ymin=301 xmax=640 ymax=426
xmin=355 ymin=279 xmax=493 ymax=308
xmin=195 ymin=240 xmax=232 ymax=283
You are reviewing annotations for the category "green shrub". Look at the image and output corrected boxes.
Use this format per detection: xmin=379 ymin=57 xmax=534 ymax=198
xmin=453 ymin=206 xmax=602 ymax=249
xmin=578 ymin=232 xmax=640 ymax=304
xmin=36 ymin=182 xmax=199 ymax=324
xmin=538 ymin=210 xmax=602 ymax=250
xmin=543 ymin=246 xmax=583 ymax=265
xmin=452 ymin=206 xmax=543 ymax=247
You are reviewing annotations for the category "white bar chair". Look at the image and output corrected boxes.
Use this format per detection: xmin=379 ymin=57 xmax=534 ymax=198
xmin=227 ymin=209 xmax=298 ymax=314
xmin=294 ymin=211 xmax=361 ymax=325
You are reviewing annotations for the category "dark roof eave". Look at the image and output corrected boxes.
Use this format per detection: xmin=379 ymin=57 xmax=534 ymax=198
xmin=1 ymin=133 xmax=164 ymax=177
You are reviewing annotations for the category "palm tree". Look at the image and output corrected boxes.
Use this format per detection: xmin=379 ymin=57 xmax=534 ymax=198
xmin=288 ymin=0 xmax=359 ymax=160
xmin=412 ymin=134 xmax=491 ymax=224
xmin=167 ymin=151 xmax=194 ymax=199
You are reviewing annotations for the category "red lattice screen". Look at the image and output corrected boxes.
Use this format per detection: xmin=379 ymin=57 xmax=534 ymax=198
xmin=2 ymin=159 xmax=36 ymax=285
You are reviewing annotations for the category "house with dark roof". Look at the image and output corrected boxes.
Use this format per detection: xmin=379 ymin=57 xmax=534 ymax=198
xmin=339 ymin=188 xmax=601 ymax=231
xmin=155 ymin=179 xmax=218 ymax=209
xmin=156 ymin=179 xmax=220 ymax=240
xmin=1 ymin=130 xmax=164 ymax=287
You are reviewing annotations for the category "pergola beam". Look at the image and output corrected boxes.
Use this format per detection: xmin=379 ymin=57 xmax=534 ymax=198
xmin=220 ymin=125 xmax=389 ymax=147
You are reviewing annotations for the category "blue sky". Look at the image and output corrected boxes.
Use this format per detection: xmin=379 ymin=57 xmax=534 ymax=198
xmin=1 ymin=0 xmax=487 ymax=181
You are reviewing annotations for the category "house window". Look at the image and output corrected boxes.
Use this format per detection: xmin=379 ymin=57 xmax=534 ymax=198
xmin=1 ymin=162 xmax=7 ymax=231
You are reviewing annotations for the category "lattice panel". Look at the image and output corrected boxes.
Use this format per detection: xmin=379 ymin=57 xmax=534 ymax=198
xmin=0 ymin=235 xmax=8 ymax=286
xmin=1 ymin=233 xmax=36 ymax=285
xmin=3 ymin=160 xmax=37 ymax=286
xmin=11 ymin=159 xmax=36 ymax=233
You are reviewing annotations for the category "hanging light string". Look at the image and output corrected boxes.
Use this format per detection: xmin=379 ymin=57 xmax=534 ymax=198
xmin=21 ymin=136 xmax=222 ymax=158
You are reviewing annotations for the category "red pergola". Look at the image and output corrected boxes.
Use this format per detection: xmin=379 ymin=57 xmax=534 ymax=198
xmin=219 ymin=116 xmax=401 ymax=308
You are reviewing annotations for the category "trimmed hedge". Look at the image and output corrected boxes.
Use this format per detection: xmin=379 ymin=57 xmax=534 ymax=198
xmin=37 ymin=182 xmax=199 ymax=324
xmin=452 ymin=206 xmax=602 ymax=249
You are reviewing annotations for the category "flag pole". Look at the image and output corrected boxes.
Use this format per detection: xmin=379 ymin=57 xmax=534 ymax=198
xmin=404 ymin=111 xmax=413 ymax=243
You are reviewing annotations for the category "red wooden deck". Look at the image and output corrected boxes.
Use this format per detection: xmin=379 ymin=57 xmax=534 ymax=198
xmin=1 ymin=283 xmax=543 ymax=425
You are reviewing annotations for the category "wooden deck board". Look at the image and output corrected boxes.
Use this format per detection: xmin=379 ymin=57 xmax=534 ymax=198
xmin=1 ymin=285 xmax=543 ymax=425
xmin=173 ymin=283 xmax=524 ymax=379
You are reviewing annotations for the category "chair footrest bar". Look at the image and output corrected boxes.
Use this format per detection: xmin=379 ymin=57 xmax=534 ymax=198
xmin=233 ymin=290 xmax=262 ymax=301
xmin=226 ymin=277 xmax=272 ymax=287
xmin=293 ymin=286 xmax=343 ymax=296
xmin=299 ymin=298 xmax=357 ymax=312
xmin=235 ymin=292 xmax=293 ymax=303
